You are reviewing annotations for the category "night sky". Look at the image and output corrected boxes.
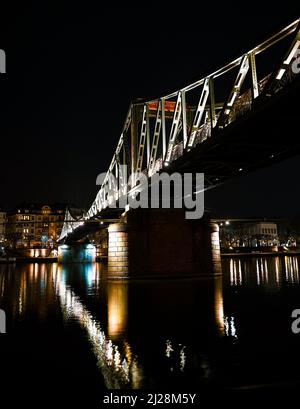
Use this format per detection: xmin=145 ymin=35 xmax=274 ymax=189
xmin=0 ymin=4 xmax=300 ymax=217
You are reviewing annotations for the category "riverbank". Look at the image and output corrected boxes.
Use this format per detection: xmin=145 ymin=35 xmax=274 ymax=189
xmin=0 ymin=257 xmax=16 ymax=264
xmin=0 ymin=257 xmax=58 ymax=264
xmin=0 ymin=255 xmax=107 ymax=264
xmin=222 ymin=251 xmax=300 ymax=258
xmin=2 ymin=252 xmax=299 ymax=263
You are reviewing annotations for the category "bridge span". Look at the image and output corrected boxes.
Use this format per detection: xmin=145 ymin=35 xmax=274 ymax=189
xmin=59 ymin=18 xmax=300 ymax=278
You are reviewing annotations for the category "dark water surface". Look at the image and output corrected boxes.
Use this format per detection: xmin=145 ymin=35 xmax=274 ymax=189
xmin=1 ymin=257 xmax=300 ymax=404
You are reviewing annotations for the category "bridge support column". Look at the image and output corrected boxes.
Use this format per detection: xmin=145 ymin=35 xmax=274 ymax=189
xmin=108 ymin=223 xmax=129 ymax=278
xmin=107 ymin=210 xmax=221 ymax=279
xmin=58 ymin=242 xmax=96 ymax=263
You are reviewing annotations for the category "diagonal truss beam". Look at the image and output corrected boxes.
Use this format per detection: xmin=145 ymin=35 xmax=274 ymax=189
xmin=136 ymin=104 xmax=148 ymax=175
xmin=164 ymin=92 xmax=182 ymax=165
xmin=186 ymin=78 xmax=210 ymax=150
xmin=148 ymin=99 xmax=162 ymax=176
xmin=217 ymin=54 xmax=249 ymax=129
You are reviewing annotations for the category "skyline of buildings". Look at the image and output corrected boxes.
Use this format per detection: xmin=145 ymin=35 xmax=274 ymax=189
xmin=1 ymin=203 xmax=67 ymax=249
xmin=1 ymin=201 xmax=300 ymax=254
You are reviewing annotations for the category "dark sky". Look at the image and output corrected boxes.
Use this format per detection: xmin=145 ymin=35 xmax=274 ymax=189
xmin=0 ymin=4 xmax=299 ymax=216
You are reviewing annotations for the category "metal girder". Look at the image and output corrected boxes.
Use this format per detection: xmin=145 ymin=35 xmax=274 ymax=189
xmin=164 ymin=92 xmax=182 ymax=165
xmin=115 ymin=134 xmax=124 ymax=156
xmin=217 ymin=54 xmax=250 ymax=129
xmin=146 ymin=105 xmax=150 ymax=168
xmin=123 ymin=105 xmax=132 ymax=133
xmin=249 ymin=51 xmax=259 ymax=99
xmin=276 ymin=26 xmax=300 ymax=81
xmin=161 ymin=98 xmax=166 ymax=158
xmin=264 ymin=23 xmax=300 ymax=96
xmin=186 ymin=78 xmax=210 ymax=150
xmin=209 ymin=78 xmax=216 ymax=129
xmin=130 ymin=105 xmax=137 ymax=180
xmin=136 ymin=104 xmax=148 ymax=175
xmin=148 ymin=99 xmax=162 ymax=176
xmin=181 ymin=90 xmax=188 ymax=149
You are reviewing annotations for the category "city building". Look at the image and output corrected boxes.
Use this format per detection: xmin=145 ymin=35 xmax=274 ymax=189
xmin=246 ymin=222 xmax=278 ymax=237
xmin=219 ymin=219 xmax=280 ymax=250
xmin=0 ymin=209 xmax=6 ymax=244
xmin=6 ymin=203 xmax=66 ymax=248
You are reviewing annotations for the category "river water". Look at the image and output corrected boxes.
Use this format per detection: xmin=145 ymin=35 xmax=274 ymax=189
xmin=0 ymin=256 xmax=300 ymax=404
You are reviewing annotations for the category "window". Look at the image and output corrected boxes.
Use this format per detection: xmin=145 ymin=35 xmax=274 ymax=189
xmin=42 ymin=206 xmax=51 ymax=215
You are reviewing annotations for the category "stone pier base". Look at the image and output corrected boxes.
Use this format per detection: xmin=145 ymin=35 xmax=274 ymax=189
xmin=108 ymin=223 xmax=129 ymax=278
xmin=58 ymin=243 xmax=96 ymax=263
xmin=107 ymin=209 xmax=221 ymax=279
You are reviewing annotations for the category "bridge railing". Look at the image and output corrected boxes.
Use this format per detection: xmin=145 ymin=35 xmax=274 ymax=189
xmin=227 ymin=73 xmax=271 ymax=125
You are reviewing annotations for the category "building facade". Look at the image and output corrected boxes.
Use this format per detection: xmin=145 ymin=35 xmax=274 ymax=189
xmin=6 ymin=203 xmax=66 ymax=248
xmin=0 ymin=210 xmax=6 ymax=243
xmin=246 ymin=222 xmax=278 ymax=237
xmin=219 ymin=220 xmax=279 ymax=249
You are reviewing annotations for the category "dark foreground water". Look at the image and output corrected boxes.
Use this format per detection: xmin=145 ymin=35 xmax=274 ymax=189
xmin=1 ymin=257 xmax=300 ymax=405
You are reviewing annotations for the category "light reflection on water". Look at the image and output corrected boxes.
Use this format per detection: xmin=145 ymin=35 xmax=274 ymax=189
xmin=229 ymin=255 xmax=300 ymax=288
xmin=53 ymin=264 xmax=141 ymax=389
xmin=1 ymin=255 xmax=300 ymax=392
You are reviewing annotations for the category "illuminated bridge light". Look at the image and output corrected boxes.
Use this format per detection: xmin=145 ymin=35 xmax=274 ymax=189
xmin=276 ymin=68 xmax=286 ymax=80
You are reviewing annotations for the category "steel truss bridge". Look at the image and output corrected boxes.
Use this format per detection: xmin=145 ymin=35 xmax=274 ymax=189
xmin=60 ymin=18 xmax=300 ymax=241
